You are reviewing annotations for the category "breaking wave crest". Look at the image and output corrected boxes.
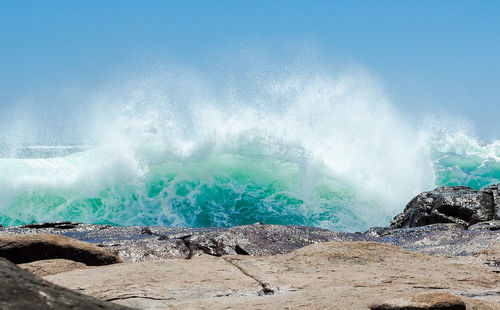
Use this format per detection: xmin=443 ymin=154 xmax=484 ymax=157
xmin=1 ymin=69 xmax=498 ymax=231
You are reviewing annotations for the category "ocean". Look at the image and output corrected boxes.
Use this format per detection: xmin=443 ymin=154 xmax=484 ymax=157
xmin=1 ymin=72 xmax=499 ymax=231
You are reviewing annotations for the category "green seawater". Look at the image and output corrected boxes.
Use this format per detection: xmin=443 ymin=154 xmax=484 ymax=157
xmin=1 ymin=140 xmax=499 ymax=232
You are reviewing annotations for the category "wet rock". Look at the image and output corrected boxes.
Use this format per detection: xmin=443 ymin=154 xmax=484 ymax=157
xmin=96 ymin=224 xmax=353 ymax=261
xmin=369 ymin=292 xmax=466 ymax=310
xmin=0 ymin=223 xmax=354 ymax=261
xmin=22 ymin=221 xmax=80 ymax=229
xmin=0 ymin=257 xmax=130 ymax=310
xmin=0 ymin=233 xmax=122 ymax=265
xmin=1 ymin=222 xmax=498 ymax=266
xmin=390 ymin=185 xmax=500 ymax=229
xmin=363 ymin=223 xmax=500 ymax=256
xmin=18 ymin=259 xmax=88 ymax=277
xmin=182 ymin=223 xmax=353 ymax=258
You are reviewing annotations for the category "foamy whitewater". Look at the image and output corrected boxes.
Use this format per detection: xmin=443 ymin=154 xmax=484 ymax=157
xmin=1 ymin=70 xmax=499 ymax=231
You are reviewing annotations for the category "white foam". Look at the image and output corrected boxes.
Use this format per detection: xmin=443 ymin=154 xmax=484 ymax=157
xmin=86 ymin=67 xmax=437 ymax=215
xmin=1 ymin=64 xmax=496 ymax=229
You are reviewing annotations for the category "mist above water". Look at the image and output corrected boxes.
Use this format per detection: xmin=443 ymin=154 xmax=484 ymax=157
xmin=0 ymin=63 xmax=498 ymax=230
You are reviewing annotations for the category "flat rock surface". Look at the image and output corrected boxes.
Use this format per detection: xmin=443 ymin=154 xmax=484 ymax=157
xmin=45 ymin=241 xmax=500 ymax=310
xmin=0 ymin=257 xmax=130 ymax=310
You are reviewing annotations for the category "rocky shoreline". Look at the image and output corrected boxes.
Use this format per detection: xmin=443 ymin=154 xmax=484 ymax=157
xmin=1 ymin=185 xmax=499 ymax=309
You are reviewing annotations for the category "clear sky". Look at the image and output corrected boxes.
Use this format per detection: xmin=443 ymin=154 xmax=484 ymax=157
xmin=1 ymin=1 xmax=499 ymax=142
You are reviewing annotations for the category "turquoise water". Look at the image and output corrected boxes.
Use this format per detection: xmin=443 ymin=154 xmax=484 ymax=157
xmin=431 ymin=142 xmax=500 ymax=189
xmin=1 ymin=72 xmax=498 ymax=231
xmin=1 ymin=137 xmax=498 ymax=231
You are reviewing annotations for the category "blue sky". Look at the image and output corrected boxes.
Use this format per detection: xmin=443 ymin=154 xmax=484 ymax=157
xmin=1 ymin=1 xmax=499 ymax=142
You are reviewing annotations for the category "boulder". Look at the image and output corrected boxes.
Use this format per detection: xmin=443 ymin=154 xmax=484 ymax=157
xmin=369 ymin=292 xmax=466 ymax=310
xmin=0 ymin=257 xmax=130 ymax=309
xmin=0 ymin=233 xmax=121 ymax=265
xmin=390 ymin=185 xmax=500 ymax=229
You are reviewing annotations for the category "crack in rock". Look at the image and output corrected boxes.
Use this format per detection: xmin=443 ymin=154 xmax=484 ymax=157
xmin=105 ymin=295 xmax=174 ymax=302
xmin=223 ymin=258 xmax=275 ymax=296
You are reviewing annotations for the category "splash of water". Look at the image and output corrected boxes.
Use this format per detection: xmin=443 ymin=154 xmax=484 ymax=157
xmin=0 ymin=68 xmax=498 ymax=231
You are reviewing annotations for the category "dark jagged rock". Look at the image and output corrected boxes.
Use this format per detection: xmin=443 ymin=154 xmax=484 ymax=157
xmin=390 ymin=184 xmax=500 ymax=229
xmin=480 ymin=184 xmax=500 ymax=219
xmin=0 ymin=257 xmax=130 ymax=309
xmin=0 ymin=233 xmax=122 ymax=265
xmin=180 ymin=223 xmax=354 ymax=258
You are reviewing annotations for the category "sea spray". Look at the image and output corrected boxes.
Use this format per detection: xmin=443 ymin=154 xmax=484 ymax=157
xmin=1 ymin=69 xmax=498 ymax=231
